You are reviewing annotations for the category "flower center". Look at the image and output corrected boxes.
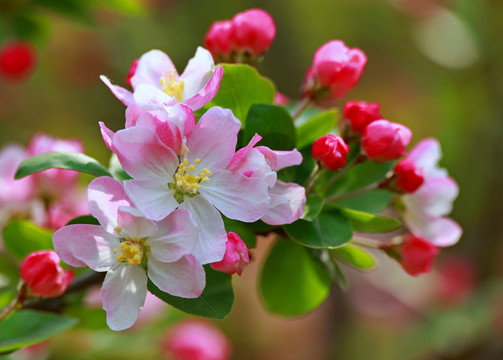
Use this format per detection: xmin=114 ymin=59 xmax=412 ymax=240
xmin=169 ymin=158 xmax=211 ymax=202
xmin=114 ymin=240 xmax=144 ymax=265
xmin=159 ymin=70 xmax=184 ymax=101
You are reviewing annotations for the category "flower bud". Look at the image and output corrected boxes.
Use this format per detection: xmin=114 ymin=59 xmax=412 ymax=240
xmin=393 ymin=157 xmax=424 ymax=193
xmin=362 ymin=119 xmax=412 ymax=162
xmin=204 ymin=20 xmax=234 ymax=60
xmin=20 ymin=250 xmax=73 ymax=297
xmin=125 ymin=58 xmax=139 ymax=88
xmin=230 ymin=9 xmax=276 ymax=56
xmin=312 ymin=135 xmax=349 ymax=171
xmin=303 ymin=40 xmax=367 ymax=100
xmin=343 ymin=100 xmax=382 ymax=134
xmin=274 ymin=92 xmax=290 ymax=106
xmin=210 ymin=232 xmax=249 ymax=276
xmin=398 ymin=235 xmax=439 ymax=276
xmin=0 ymin=42 xmax=36 ymax=82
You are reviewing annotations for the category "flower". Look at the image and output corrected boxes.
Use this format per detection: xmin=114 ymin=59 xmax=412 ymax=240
xmin=343 ymin=100 xmax=382 ymax=134
xmin=204 ymin=20 xmax=234 ymax=60
xmin=361 ymin=119 xmax=412 ymax=162
xmin=229 ymin=8 xmax=276 ymax=56
xmin=106 ymin=107 xmax=270 ymax=264
xmin=303 ymin=40 xmax=367 ymax=101
xmin=312 ymin=135 xmax=349 ymax=171
xmin=101 ymin=47 xmax=224 ymax=111
xmin=400 ymin=138 xmax=462 ymax=246
xmin=0 ymin=42 xmax=36 ymax=82
xmin=398 ymin=234 xmax=439 ymax=276
xmin=53 ymin=177 xmax=204 ymax=330
xmin=210 ymin=232 xmax=249 ymax=276
xmin=20 ymin=250 xmax=74 ymax=298
xmin=392 ymin=157 xmax=424 ymax=193
xmin=125 ymin=58 xmax=139 ymax=88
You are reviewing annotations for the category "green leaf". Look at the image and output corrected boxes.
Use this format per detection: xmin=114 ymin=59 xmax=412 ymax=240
xmin=341 ymin=208 xmax=401 ymax=233
xmin=332 ymin=189 xmax=393 ymax=213
xmin=223 ymin=218 xmax=256 ymax=248
xmin=243 ymin=104 xmax=296 ymax=150
xmin=3 ymin=220 xmax=53 ymax=260
xmin=202 ymin=64 xmax=275 ymax=125
xmin=147 ymin=266 xmax=233 ymax=319
xmin=330 ymin=244 xmax=376 ymax=271
xmin=108 ymin=154 xmax=131 ymax=182
xmin=260 ymin=238 xmax=331 ymax=316
xmin=284 ymin=210 xmax=352 ymax=249
xmin=65 ymin=215 xmax=100 ymax=226
xmin=295 ymin=110 xmax=338 ymax=149
xmin=0 ymin=310 xmax=78 ymax=354
xmin=301 ymin=194 xmax=324 ymax=221
xmin=320 ymin=251 xmax=348 ymax=290
xmin=15 ymin=152 xmax=111 ymax=180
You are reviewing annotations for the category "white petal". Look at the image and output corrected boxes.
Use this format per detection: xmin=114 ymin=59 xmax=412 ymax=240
xmin=131 ymin=50 xmax=176 ymax=90
xmin=180 ymin=47 xmax=215 ymax=100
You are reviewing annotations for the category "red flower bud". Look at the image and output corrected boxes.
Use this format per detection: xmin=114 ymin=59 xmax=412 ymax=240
xmin=304 ymin=40 xmax=367 ymax=100
xmin=393 ymin=157 xmax=424 ymax=193
xmin=20 ymin=250 xmax=73 ymax=298
xmin=230 ymin=9 xmax=276 ymax=55
xmin=312 ymin=135 xmax=349 ymax=171
xmin=362 ymin=120 xmax=412 ymax=162
xmin=399 ymin=235 xmax=439 ymax=276
xmin=343 ymin=100 xmax=382 ymax=134
xmin=210 ymin=232 xmax=249 ymax=276
xmin=125 ymin=58 xmax=139 ymax=88
xmin=204 ymin=20 xmax=234 ymax=59
xmin=0 ymin=42 xmax=36 ymax=82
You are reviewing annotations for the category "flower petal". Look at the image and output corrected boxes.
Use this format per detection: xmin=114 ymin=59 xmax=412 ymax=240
xmin=199 ymin=170 xmax=269 ymax=222
xmin=180 ymin=47 xmax=216 ymax=98
xmin=100 ymin=75 xmax=134 ymax=106
xmin=403 ymin=177 xmax=459 ymax=217
xmin=405 ymin=212 xmax=462 ymax=247
xmin=261 ymin=181 xmax=306 ymax=225
xmin=256 ymin=146 xmax=303 ymax=171
xmin=99 ymin=122 xmax=116 ymax=152
xmin=408 ymin=138 xmax=443 ymax=176
xmin=102 ymin=264 xmax=148 ymax=331
xmin=131 ymin=49 xmax=176 ymax=90
xmin=147 ymin=254 xmax=205 ymax=298
xmin=117 ymin=207 xmax=157 ymax=239
xmin=184 ymin=66 xmax=224 ymax=110
xmin=53 ymin=224 xmax=119 ymax=271
xmin=133 ymin=84 xmax=177 ymax=110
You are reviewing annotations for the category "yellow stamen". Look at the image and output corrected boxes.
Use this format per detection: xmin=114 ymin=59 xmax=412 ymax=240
xmin=172 ymin=157 xmax=212 ymax=197
xmin=116 ymin=241 xmax=143 ymax=265
xmin=159 ymin=70 xmax=184 ymax=101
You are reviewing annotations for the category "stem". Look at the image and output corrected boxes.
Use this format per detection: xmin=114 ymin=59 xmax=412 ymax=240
xmin=0 ymin=284 xmax=26 ymax=323
xmin=305 ymin=163 xmax=322 ymax=194
xmin=291 ymin=97 xmax=311 ymax=120
xmin=317 ymin=155 xmax=362 ymax=193
xmin=351 ymin=238 xmax=383 ymax=249
xmin=326 ymin=182 xmax=379 ymax=204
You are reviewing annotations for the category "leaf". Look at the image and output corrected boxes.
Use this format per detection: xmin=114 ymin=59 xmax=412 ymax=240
xmin=65 ymin=215 xmax=100 ymax=226
xmin=0 ymin=310 xmax=78 ymax=354
xmin=3 ymin=220 xmax=53 ymax=260
xmin=147 ymin=266 xmax=233 ymax=319
xmin=284 ymin=209 xmax=352 ymax=249
xmin=332 ymin=189 xmax=393 ymax=214
xmin=341 ymin=208 xmax=401 ymax=233
xmin=295 ymin=110 xmax=338 ymax=149
xmin=243 ymin=104 xmax=296 ymax=150
xmin=15 ymin=152 xmax=111 ymax=180
xmin=223 ymin=217 xmax=256 ymax=248
xmin=301 ymin=194 xmax=324 ymax=221
xmin=202 ymin=64 xmax=275 ymax=125
xmin=260 ymin=238 xmax=331 ymax=316
xmin=330 ymin=244 xmax=376 ymax=271
xmin=108 ymin=153 xmax=131 ymax=182
xmin=320 ymin=250 xmax=348 ymax=290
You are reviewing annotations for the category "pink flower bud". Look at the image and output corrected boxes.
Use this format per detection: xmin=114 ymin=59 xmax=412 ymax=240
xmin=304 ymin=40 xmax=367 ymax=100
xmin=0 ymin=42 xmax=36 ymax=82
xmin=274 ymin=92 xmax=290 ymax=106
xmin=398 ymin=235 xmax=439 ymax=276
xmin=125 ymin=58 xmax=139 ymax=88
xmin=312 ymin=135 xmax=349 ymax=171
xmin=343 ymin=100 xmax=382 ymax=134
xmin=230 ymin=9 xmax=276 ymax=55
xmin=393 ymin=157 xmax=424 ymax=193
xmin=204 ymin=20 xmax=234 ymax=59
xmin=20 ymin=250 xmax=73 ymax=298
xmin=162 ymin=320 xmax=231 ymax=360
xmin=362 ymin=120 xmax=412 ymax=162
xmin=210 ymin=232 xmax=249 ymax=276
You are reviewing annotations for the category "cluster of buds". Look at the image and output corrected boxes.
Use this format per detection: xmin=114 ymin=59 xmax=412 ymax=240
xmin=204 ymin=8 xmax=276 ymax=64
xmin=0 ymin=42 xmax=36 ymax=82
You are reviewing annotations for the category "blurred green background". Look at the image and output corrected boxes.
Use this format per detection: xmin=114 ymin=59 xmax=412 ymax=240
xmin=1 ymin=0 xmax=503 ymax=359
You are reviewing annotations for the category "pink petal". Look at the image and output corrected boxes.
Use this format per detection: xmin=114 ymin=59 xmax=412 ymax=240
xmin=99 ymin=122 xmax=116 ymax=152
xmin=131 ymin=49 xmax=176 ymax=90
xmin=100 ymin=75 xmax=134 ymax=106
xmin=227 ymin=142 xmax=276 ymax=187
xmin=102 ymin=264 xmax=148 ymax=331
xmin=117 ymin=207 xmax=157 ymax=239
xmin=133 ymin=84 xmax=177 ymax=110
xmin=256 ymin=146 xmax=303 ymax=171
xmin=147 ymin=254 xmax=205 ymax=298
xmin=261 ymin=181 xmax=306 ymax=225
xmin=405 ymin=212 xmax=462 ymax=247
xmin=184 ymin=66 xmax=224 ymax=111
xmin=403 ymin=177 xmax=459 ymax=217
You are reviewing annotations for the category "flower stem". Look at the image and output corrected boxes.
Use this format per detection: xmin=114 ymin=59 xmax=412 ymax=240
xmin=0 ymin=284 xmax=27 ymax=323
xmin=325 ymin=182 xmax=379 ymax=204
xmin=291 ymin=97 xmax=312 ymax=120
xmin=305 ymin=163 xmax=324 ymax=194
xmin=351 ymin=238 xmax=383 ymax=249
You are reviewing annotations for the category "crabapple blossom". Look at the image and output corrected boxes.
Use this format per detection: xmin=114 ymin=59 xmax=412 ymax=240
xmin=53 ymin=177 xmax=204 ymax=330
xmin=393 ymin=157 xmax=424 ymax=193
xmin=210 ymin=232 xmax=249 ymax=276
xmin=125 ymin=58 xmax=139 ymax=88
xmin=204 ymin=20 xmax=234 ymax=60
xmin=101 ymin=47 xmax=223 ymax=111
xmin=20 ymin=250 xmax=74 ymax=298
xmin=312 ymin=135 xmax=349 ymax=171
xmin=343 ymin=100 xmax=382 ymax=134
xmin=229 ymin=9 xmax=276 ymax=56
xmin=398 ymin=234 xmax=439 ymax=276
xmin=0 ymin=42 xmax=36 ymax=81
xmin=361 ymin=119 xmax=412 ymax=162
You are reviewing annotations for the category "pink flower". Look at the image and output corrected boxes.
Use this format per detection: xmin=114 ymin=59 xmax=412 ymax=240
xmin=398 ymin=234 xmax=439 ymax=276
xmin=101 ymin=47 xmax=224 ymax=111
xmin=229 ymin=9 xmax=276 ymax=56
xmin=210 ymin=232 xmax=249 ymax=276
xmin=401 ymin=138 xmax=462 ymax=246
xmin=343 ymin=100 xmax=382 ymax=134
xmin=274 ymin=92 xmax=290 ymax=106
xmin=393 ymin=157 xmax=424 ymax=193
xmin=303 ymin=40 xmax=367 ymax=100
xmin=0 ymin=42 xmax=36 ymax=82
xmin=312 ymin=135 xmax=349 ymax=171
xmin=20 ymin=250 xmax=74 ymax=298
xmin=125 ymin=58 xmax=139 ymax=88
xmin=42 ymin=189 xmax=89 ymax=230
xmin=162 ymin=320 xmax=231 ymax=360
xmin=361 ymin=119 xmax=412 ymax=162
xmin=53 ymin=177 xmax=204 ymax=331
xmin=108 ymin=107 xmax=270 ymax=264
xmin=204 ymin=20 xmax=234 ymax=59
xmin=0 ymin=144 xmax=35 ymax=206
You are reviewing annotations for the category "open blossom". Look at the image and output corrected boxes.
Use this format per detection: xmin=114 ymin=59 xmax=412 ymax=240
xmin=401 ymin=138 xmax=462 ymax=246
xmin=101 ymin=47 xmax=223 ymax=111
xmin=104 ymin=107 xmax=270 ymax=264
xmin=210 ymin=232 xmax=249 ymax=276
xmin=53 ymin=177 xmax=204 ymax=331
